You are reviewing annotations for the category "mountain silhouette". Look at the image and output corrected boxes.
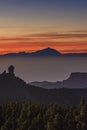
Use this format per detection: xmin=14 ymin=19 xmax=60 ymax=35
xmin=0 ymin=66 xmax=87 ymax=105
xmin=1 ymin=47 xmax=61 ymax=57
xmin=30 ymin=72 xmax=87 ymax=89
xmin=29 ymin=47 xmax=61 ymax=56
xmin=0 ymin=47 xmax=87 ymax=57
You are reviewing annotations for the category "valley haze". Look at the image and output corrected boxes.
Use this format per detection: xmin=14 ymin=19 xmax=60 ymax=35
xmin=0 ymin=48 xmax=87 ymax=83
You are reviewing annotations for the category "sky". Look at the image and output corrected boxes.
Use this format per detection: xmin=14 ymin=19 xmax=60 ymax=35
xmin=0 ymin=0 xmax=87 ymax=54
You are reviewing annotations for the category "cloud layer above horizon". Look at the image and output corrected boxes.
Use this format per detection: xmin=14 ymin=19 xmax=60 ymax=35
xmin=0 ymin=33 xmax=87 ymax=54
xmin=0 ymin=0 xmax=87 ymax=54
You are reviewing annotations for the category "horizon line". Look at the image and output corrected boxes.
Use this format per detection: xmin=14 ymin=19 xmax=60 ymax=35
xmin=0 ymin=47 xmax=87 ymax=56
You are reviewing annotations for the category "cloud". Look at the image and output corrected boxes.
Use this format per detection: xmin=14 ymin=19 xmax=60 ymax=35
xmin=0 ymin=32 xmax=87 ymax=41
xmin=23 ymin=33 xmax=87 ymax=40
xmin=69 ymin=30 xmax=87 ymax=33
xmin=0 ymin=33 xmax=87 ymax=54
xmin=61 ymin=49 xmax=87 ymax=53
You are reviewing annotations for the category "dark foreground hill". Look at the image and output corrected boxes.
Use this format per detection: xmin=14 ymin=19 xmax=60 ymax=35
xmin=0 ymin=66 xmax=87 ymax=105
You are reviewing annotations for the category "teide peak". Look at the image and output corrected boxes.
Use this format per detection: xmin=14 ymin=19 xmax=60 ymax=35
xmin=0 ymin=47 xmax=61 ymax=57
xmin=29 ymin=47 xmax=61 ymax=56
xmin=1 ymin=47 xmax=87 ymax=57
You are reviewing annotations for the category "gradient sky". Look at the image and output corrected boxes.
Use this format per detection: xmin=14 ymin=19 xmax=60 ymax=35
xmin=0 ymin=0 xmax=87 ymax=54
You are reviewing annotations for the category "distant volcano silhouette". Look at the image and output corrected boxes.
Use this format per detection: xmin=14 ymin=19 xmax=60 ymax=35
xmin=1 ymin=47 xmax=87 ymax=57
xmin=0 ymin=47 xmax=61 ymax=57
xmin=29 ymin=47 xmax=61 ymax=56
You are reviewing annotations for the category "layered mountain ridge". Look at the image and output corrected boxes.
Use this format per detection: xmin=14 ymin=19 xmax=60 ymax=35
xmin=30 ymin=72 xmax=87 ymax=89
xmin=0 ymin=66 xmax=87 ymax=105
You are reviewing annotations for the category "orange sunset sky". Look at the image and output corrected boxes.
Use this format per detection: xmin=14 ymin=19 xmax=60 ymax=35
xmin=0 ymin=0 xmax=87 ymax=54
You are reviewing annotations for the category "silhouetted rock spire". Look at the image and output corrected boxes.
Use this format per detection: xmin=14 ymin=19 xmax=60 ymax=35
xmin=8 ymin=65 xmax=15 ymax=76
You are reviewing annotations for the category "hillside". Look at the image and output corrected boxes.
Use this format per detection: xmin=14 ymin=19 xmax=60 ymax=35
xmin=0 ymin=66 xmax=87 ymax=105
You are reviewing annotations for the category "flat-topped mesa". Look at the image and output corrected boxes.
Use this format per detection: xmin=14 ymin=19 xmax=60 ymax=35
xmin=70 ymin=72 xmax=87 ymax=79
